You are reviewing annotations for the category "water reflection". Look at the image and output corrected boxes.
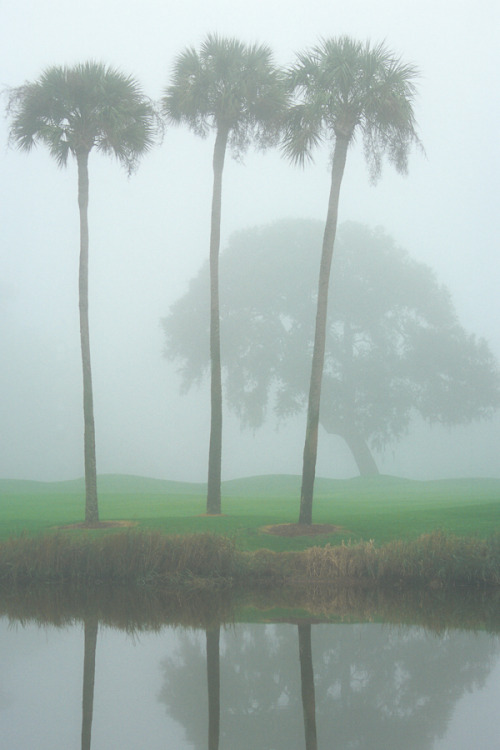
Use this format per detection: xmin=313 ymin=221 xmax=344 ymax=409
xmin=206 ymin=628 xmax=220 ymax=750
xmin=159 ymin=622 xmax=500 ymax=750
xmin=0 ymin=591 xmax=499 ymax=750
xmin=298 ymin=624 xmax=317 ymax=750
xmin=82 ymin=615 xmax=98 ymax=750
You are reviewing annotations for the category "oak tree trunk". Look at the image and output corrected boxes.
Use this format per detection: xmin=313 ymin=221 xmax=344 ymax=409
xmin=342 ymin=430 xmax=379 ymax=476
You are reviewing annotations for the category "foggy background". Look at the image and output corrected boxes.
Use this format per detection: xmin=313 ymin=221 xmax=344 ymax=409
xmin=1 ymin=0 xmax=499 ymax=482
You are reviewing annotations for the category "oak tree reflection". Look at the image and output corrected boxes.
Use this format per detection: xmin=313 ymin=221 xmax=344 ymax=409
xmin=158 ymin=622 xmax=499 ymax=750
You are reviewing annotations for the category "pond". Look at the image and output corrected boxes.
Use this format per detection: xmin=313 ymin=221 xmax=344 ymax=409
xmin=1 ymin=597 xmax=499 ymax=750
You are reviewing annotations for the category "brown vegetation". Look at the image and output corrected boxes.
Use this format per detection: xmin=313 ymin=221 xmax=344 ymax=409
xmin=0 ymin=530 xmax=499 ymax=592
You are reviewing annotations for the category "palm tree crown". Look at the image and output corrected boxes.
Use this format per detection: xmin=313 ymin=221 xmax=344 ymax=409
xmin=8 ymin=61 xmax=156 ymax=171
xmin=283 ymin=36 xmax=421 ymax=177
xmin=162 ymin=33 xmax=285 ymax=152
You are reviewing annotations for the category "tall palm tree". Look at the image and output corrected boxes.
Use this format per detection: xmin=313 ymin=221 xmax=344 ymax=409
xmin=8 ymin=62 xmax=156 ymax=525
xmin=282 ymin=37 xmax=421 ymax=524
xmin=162 ymin=34 xmax=285 ymax=514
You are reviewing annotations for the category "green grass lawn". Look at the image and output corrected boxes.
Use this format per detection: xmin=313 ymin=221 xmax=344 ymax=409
xmin=1 ymin=474 xmax=499 ymax=551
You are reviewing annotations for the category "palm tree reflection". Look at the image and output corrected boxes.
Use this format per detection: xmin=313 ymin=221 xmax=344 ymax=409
xmin=81 ymin=615 xmax=98 ymax=750
xmin=298 ymin=624 xmax=317 ymax=750
xmin=206 ymin=628 xmax=220 ymax=750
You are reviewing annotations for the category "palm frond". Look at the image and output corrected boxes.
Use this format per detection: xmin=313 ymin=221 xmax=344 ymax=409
xmin=281 ymin=103 xmax=324 ymax=166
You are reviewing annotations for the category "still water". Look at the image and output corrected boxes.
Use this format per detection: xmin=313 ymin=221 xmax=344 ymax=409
xmin=1 ymin=615 xmax=499 ymax=750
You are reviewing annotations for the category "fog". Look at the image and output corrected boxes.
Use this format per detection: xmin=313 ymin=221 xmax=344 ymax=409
xmin=1 ymin=0 xmax=499 ymax=482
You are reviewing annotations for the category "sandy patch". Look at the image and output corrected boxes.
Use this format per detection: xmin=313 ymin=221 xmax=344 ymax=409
xmin=260 ymin=523 xmax=345 ymax=537
xmin=56 ymin=520 xmax=138 ymax=530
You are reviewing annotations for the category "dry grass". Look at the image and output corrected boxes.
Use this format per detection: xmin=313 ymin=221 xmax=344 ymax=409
xmin=244 ymin=531 xmax=500 ymax=589
xmin=0 ymin=529 xmax=499 ymax=591
xmin=0 ymin=531 xmax=237 ymax=589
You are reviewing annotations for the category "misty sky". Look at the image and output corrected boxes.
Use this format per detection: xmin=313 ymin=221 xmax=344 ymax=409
xmin=1 ymin=0 xmax=499 ymax=482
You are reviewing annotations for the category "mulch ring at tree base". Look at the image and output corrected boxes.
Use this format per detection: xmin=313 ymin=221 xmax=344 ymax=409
xmin=260 ymin=523 xmax=346 ymax=537
xmin=56 ymin=520 xmax=138 ymax=530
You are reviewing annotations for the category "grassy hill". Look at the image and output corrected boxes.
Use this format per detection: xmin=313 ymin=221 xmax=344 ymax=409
xmin=3 ymin=472 xmax=499 ymax=497
xmin=0 ymin=473 xmax=499 ymax=550
xmin=0 ymin=474 xmax=206 ymax=496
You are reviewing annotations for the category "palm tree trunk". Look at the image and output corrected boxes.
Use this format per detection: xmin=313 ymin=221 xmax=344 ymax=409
xmin=299 ymin=136 xmax=349 ymax=524
xmin=77 ymin=152 xmax=99 ymax=525
xmin=207 ymin=128 xmax=228 ymax=515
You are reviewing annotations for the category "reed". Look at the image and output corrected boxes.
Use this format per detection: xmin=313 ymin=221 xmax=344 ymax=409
xmin=0 ymin=531 xmax=238 ymax=589
xmin=0 ymin=529 xmax=498 ymax=590
xmin=269 ymin=531 xmax=500 ymax=587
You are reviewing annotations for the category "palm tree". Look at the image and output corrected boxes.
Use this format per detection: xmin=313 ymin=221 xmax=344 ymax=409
xmin=162 ymin=34 xmax=285 ymax=514
xmin=7 ymin=62 xmax=156 ymax=525
xmin=282 ymin=37 xmax=421 ymax=524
